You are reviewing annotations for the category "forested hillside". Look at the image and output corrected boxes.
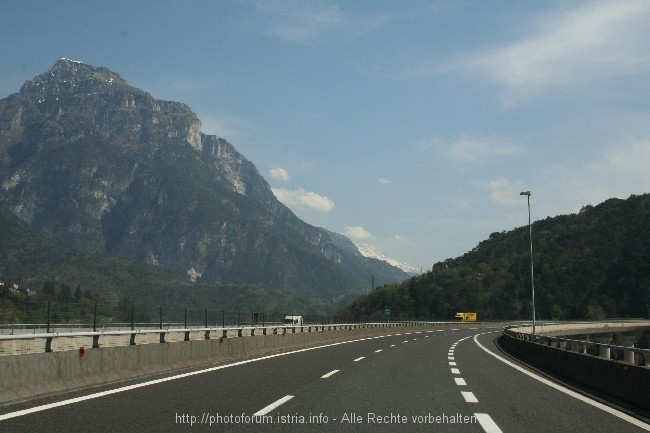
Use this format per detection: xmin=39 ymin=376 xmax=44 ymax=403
xmin=0 ymin=206 xmax=354 ymax=316
xmin=338 ymin=194 xmax=650 ymax=321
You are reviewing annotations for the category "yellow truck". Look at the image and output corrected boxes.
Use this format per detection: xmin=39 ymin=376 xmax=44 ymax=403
xmin=454 ymin=312 xmax=477 ymax=322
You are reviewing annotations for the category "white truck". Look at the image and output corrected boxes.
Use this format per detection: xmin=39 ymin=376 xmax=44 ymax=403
xmin=283 ymin=315 xmax=303 ymax=326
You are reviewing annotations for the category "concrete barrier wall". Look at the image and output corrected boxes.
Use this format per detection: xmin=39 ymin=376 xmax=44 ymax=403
xmin=499 ymin=331 xmax=650 ymax=411
xmin=0 ymin=322 xmax=492 ymax=404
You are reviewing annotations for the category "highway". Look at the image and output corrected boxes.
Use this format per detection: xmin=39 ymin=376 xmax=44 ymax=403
xmin=1 ymin=327 xmax=649 ymax=432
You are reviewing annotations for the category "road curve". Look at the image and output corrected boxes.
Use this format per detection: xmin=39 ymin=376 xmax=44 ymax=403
xmin=1 ymin=327 xmax=648 ymax=432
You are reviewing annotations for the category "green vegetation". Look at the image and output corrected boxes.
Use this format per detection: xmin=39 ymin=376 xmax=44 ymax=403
xmin=338 ymin=194 xmax=650 ymax=322
xmin=0 ymin=206 xmax=356 ymax=319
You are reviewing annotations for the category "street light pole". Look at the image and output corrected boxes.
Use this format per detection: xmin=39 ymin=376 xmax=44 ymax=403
xmin=520 ymin=191 xmax=536 ymax=335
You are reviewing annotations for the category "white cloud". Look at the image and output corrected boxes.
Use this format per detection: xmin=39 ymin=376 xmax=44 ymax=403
xmin=543 ymin=140 xmax=650 ymax=213
xmin=255 ymin=1 xmax=408 ymax=45
xmin=256 ymin=2 xmax=346 ymax=44
xmin=343 ymin=225 xmax=371 ymax=240
xmin=269 ymin=167 xmax=292 ymax=182
xmin=447 ymin=136 xmax=520 ymax=163
xmin=466 ymin=0 xmax=650 ymax=103
xmin=418 ymin=135 xmax=520 ymax=163
xmin=272 ymin=187 xmax=334 ymax=212
xmin=487 ymin=177 xmax=523 ymax=206
xmin=378 ymin=177 xmax=393 ymax=185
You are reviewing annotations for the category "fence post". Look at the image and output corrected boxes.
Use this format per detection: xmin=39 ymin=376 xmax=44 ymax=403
xmin=159 ymin=306 xmax=163 ymax=330
xmin=46 ymin=301 xmax=51 ymax=334
xmin=131 ymin=304 xmax=134 ymax=331
xmin=205 ymin=309 xmax=208 ymax=328
xmin=222 ymin=310 xmax=225 ymax=328
xmin=93 ymin=302 xmax=97 ymax=332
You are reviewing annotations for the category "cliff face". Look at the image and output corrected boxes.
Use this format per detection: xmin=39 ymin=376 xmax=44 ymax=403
xmin=0 ymin=59 xmax=407 ymax=294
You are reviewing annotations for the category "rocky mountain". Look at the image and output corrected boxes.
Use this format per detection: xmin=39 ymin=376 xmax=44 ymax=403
xmin=0 ymin=59 xmax=408 ymax=298
xmin=356 ymin=244 xmax=422 ymax=275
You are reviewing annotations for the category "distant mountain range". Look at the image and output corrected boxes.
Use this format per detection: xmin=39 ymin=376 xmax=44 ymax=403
xmin=356 ymin=244 xmax=422 ymax=275
xmin=0 ymin=59 xmax=408 ymax=304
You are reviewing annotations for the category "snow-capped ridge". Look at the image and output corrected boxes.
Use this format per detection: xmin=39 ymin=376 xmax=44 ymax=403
xmin=60 ymin=57 xmax=86 ymax=64
xmin=356 ymin=244 xmax=422 ymax=275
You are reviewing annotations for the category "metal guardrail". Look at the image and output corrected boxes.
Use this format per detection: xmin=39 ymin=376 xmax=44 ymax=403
xmin=503 ymin=322 xmax=650 ymax=366
xmin=0 ymin=321 xmax=483 ymax=356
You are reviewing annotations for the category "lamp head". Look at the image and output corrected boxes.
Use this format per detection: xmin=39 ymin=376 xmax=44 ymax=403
xmin=520 ymin=191 xmax=531 ymax=196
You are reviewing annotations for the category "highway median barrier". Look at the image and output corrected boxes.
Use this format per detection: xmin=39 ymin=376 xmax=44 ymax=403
xmin=0 ymin=321 xmax=497 ymax=404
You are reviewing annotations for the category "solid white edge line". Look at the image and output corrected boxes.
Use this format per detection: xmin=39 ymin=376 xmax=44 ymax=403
xmin=473 ymin=332 xmax=650 ymax=431
xmin=321 ymin=369 xmax=340 ymax=379
xmin=474 ymin=413 xmax=503 ymax=433
xmin=253 ymin=395 xmax=294 ymax=417
xmin=0 ymin=333 xmax=387 ymax=421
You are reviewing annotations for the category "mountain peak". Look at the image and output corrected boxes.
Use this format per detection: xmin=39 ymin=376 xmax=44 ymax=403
xmin=20 ymin=59 xmax=127 ymax=98
xmin=0 ymin=60 xmax=409 ymax=299
xmin=59 ymin=57 xmax=86 ymax=65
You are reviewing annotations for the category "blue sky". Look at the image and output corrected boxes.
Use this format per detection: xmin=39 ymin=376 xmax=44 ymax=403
xmin=2 ymin=1 xmax=650 ymax=270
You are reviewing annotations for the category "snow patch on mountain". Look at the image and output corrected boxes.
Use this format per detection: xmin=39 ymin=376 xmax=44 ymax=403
xmin=356 ymin=244 xmax=422 ymax=275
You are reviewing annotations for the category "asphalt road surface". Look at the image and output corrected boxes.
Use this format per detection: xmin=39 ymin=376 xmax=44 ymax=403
xmin=1 ymin=327 xmax=649 ymax=432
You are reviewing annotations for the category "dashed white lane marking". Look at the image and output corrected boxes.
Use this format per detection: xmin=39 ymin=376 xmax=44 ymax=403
xmin=321 ymin=370 xmax=339 ymax=379
xmin=1 ymin=334 xmax=397 ymax=421
xmin=390 ymin=344 xmax=396 ymax=347
xmin=474 ymin=413 xmax=503 ymax=433
xmin=461 ymin=391 xmax=478 ymax=403
xmin=473 ymin=333 xmax=650 ymax=431
xmin=353 ymin=356 xmax=365 ymax=362
xmin=374 ymin=349 xmax=383 ymax=353
xmin=450 ymin=338 xmax=503 ymax=433
xmin=253 ymin=395 xmax=294 ymax=416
